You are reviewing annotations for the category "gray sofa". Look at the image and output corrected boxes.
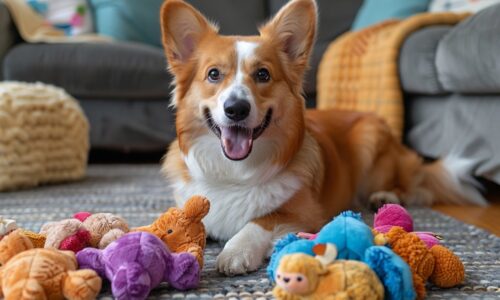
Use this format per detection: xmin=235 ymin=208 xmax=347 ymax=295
xmin=400 ymin=4 xmax=500 ymax=185
xmin=1 ymin=1 xmax=499 ymax=184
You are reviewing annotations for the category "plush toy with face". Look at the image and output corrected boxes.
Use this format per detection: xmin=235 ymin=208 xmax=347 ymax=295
xmin=273 ymin=243 xmax=384 ymax=300
xmin=268 ymin=211 xmax=416 ymax=300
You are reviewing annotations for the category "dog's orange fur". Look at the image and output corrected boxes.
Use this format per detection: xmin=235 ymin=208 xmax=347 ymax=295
xmin=159 ymin=0 xmax=482 ymax=275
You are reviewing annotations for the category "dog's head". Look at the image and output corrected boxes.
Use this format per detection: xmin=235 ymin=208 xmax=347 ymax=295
xmin=161 ymin=0 xmax=317 ymax=163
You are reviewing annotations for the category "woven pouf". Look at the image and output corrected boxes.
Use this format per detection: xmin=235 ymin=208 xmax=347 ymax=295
xmin=0 ymin=82 xmax=89 ymax=191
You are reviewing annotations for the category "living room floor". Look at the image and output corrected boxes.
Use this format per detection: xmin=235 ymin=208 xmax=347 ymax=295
xmin=433 ymin=193 xmax=500 ymax=236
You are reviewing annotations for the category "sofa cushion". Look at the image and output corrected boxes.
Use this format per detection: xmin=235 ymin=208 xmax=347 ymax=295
xmin=90 ymin=0 xmax=164 ymax=47
xmin=352 ymin=0 xmax=431 ymax=30
xmin=79 ymin=98 xmax=176 ymax=151
xmin=269 ymin=0 xmax=363 ymax=94
xmin=436 ymin=3 xmax=500 ymax=93
xmin=399 ymin=26 xmax=451 ymax=95
xmin=3 ymin=41 xmax=172 ymax=100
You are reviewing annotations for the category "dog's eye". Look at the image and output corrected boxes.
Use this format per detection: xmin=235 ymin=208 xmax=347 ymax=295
xmin=255 ymin=68 xmax=270 ymax=83
xmin=167 ymin=229 xmax=173 ymax=234
xmin=208 ymin=68 xmax=221 ymax=83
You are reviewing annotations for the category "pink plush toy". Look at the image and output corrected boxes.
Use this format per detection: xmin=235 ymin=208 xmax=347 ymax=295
xmin=374 ymin=204 xmax=441 ymax=248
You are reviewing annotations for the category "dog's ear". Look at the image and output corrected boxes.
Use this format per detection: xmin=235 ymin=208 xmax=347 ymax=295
xmin=160 ymin=0 xmax=217 ymax=73
xmin=259 ymin=0 xmax=317 ymax=76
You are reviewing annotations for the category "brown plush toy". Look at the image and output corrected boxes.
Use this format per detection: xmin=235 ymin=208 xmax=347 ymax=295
xmin=72 ymin=212 xmax=130 ymax=249
xmin=134 ymin=195 xmax=210 ymax=267
xmin=375 ymin=226 xmax=465 ymax=299
xmin=273 ymin=243 xmax=384 ymax=300
xmin=0 ymin=229 xmax=102 ymax=300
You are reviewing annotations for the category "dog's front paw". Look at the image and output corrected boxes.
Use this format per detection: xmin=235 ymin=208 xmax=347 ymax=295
xmin=369 ymin=191 xmax=401 ymax=211
xmin=216 ymin=245 xmax=263 ymax=276
xmin=216 ymin=223 xmax=272 ymax=276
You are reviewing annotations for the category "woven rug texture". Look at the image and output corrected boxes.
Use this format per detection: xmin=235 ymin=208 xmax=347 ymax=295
xmin=0 ymin=165 xmax=499 ymax=299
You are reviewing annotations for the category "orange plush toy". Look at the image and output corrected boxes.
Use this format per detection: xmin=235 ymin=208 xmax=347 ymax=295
xmin=134 ymin=196 xmax=210 ymax=267
xmin=0 ymin=229 xmax=101 ymax=300
xmin=375 ymin=226 xmax=464 ymax=299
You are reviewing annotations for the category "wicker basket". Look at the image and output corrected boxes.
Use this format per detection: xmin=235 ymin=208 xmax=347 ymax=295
xmin=0 ymin=82 xmax=89 ymax=191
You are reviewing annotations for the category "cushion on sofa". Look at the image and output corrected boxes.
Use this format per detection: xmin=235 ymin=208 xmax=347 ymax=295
xmin=399 ymin=26 xmax=451 ymax=95
xmin=352 ymin=0 xmax=431 ymax=30
xmin=27 ymin=0 xmax=94 ymax=36
xmin=90 ymin=0 xmax=163 ymax=47
xmin=436 ymin=3 xmax=500 ymax=93
xmin=80 ymin=99 xmax=175 ymax=151
xmin=3 ymin=41 xmax=172 ymax=100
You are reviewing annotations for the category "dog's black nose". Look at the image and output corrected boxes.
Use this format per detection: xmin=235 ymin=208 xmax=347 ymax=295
xmin=224 ymin=97 xmax=250 ymax=121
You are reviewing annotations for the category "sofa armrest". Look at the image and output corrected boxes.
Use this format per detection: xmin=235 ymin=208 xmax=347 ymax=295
xmin=0 ymin=1 xmax=17 ymax=79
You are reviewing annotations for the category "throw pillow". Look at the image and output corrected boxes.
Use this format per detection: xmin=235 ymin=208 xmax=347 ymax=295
xmin=352 ymin=0 xmax=431 ymax=30
xmin=429 ymin=0 xmax=500 ymax=12
xmin=26 ymin=0 xmax=93 ymax=35
xmin=89 ymin=0 xmax=164 ymax=48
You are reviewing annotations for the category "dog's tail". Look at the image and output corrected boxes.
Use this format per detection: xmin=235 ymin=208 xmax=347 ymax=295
xmin=415 ymin=155 xmax=487 ymax=206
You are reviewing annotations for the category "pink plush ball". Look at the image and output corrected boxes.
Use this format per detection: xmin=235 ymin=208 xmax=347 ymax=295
xmin=374 ymin=204 xmax=413 ymax=233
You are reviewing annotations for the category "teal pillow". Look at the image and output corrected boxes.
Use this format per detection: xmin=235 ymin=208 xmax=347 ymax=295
xmin=352 ymin=0 xmax=431 ymax=30
xmin=89 ymin=0 xmax=164 ymax=47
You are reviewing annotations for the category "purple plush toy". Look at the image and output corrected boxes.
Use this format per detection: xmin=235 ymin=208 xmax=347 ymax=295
xmin=76 ymin=231 xmax=200 ymax=300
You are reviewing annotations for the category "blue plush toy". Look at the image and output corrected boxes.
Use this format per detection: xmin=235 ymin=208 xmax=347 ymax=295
xmin=267 ymin=211 xmax=416 ymax=300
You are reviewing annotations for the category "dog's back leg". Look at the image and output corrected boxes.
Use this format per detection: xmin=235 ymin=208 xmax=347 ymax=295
xmin=347 ymin=114 xmax=487 ymax=208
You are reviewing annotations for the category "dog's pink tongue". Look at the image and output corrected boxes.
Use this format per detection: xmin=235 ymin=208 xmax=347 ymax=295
xmin=221 ymin=127 xmax=253 ymax=160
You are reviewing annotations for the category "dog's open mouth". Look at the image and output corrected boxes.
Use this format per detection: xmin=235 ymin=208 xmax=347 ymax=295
xmin=204 ymin=108 xmax=273 ymax=161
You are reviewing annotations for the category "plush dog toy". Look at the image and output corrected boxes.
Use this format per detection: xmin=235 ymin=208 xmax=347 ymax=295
xmin=0 ymin=229 xmax=102 ymax=300
xmin=77 ymin=231 xmax=200 ymax=300
xmin=273 ymin=243 xmax=384 ymax=300
xmin=268 ymin=211 xmax=416 ymax=300
xmin=20 ymin=212 xmax=129 ymax=253
xmin=375 ymin=226 xmax=465 ymax=300
xmin=374 ymin=204 xmax=441 ymax=248
xmin=134 ymin=195 xmax=210 ymax=267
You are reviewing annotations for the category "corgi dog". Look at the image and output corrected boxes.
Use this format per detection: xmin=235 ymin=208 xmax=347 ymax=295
xmin=160 ymin=0 xmax=485 ymax=275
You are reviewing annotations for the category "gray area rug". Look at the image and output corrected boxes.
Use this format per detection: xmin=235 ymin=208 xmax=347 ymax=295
xmin=0 ymin=165 xmax=499 ymax=299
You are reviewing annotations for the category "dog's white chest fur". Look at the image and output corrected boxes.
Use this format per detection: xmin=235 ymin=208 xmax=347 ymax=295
xmin=171 ymin=135 xmax=303 ymax=240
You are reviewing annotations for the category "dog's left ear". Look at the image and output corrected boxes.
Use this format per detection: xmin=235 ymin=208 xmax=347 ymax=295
xmin=260 ymin=0 xmax=317 ymax=75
